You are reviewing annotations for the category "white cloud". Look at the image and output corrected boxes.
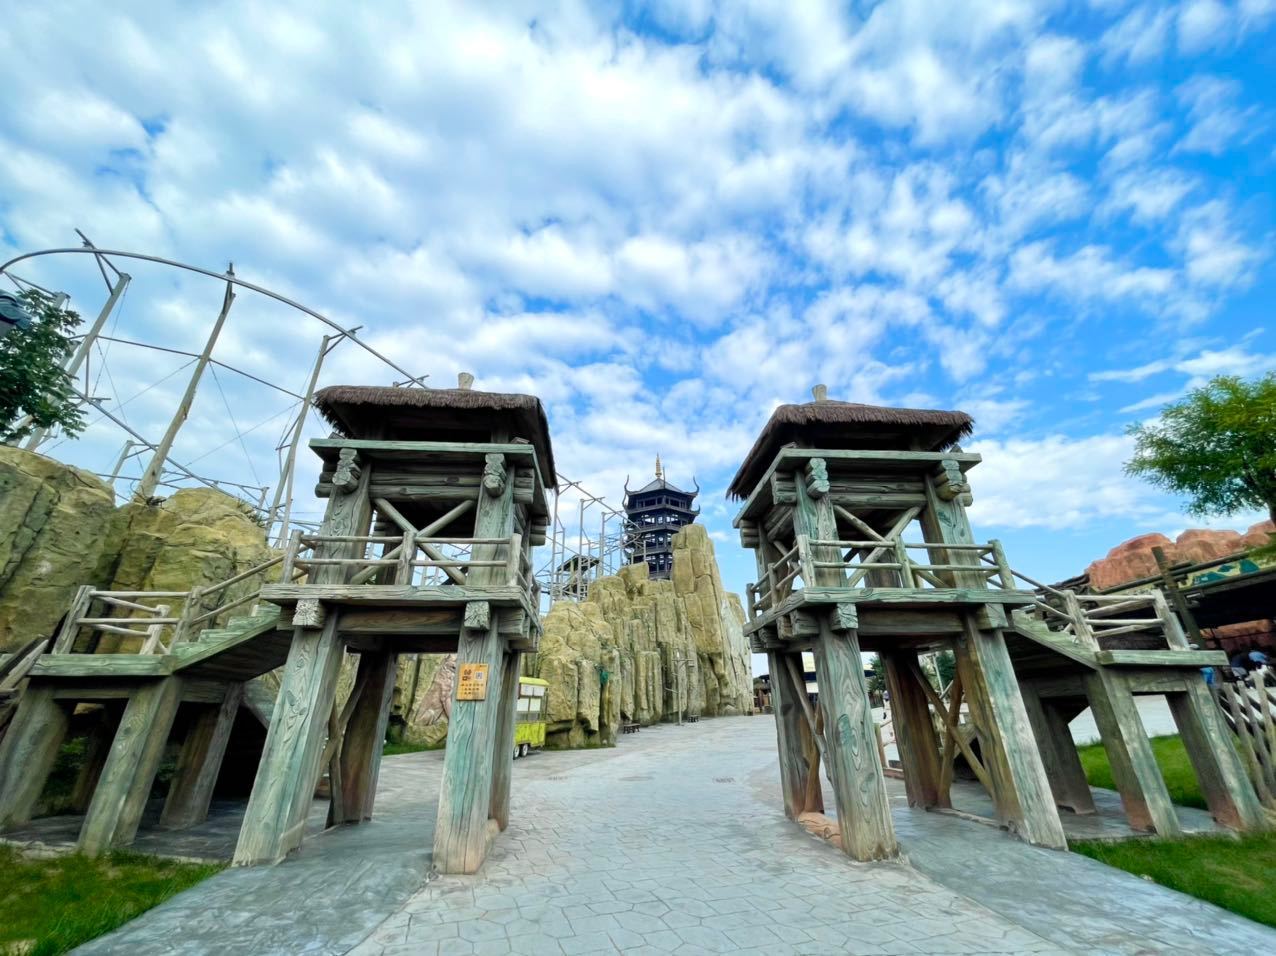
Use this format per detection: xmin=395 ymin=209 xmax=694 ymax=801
xmin=1175 ymin=75 xmax=1259 ymax=155
xmin=1101 ymin=4 xmax=1174 ymax=65
xmin=1175 ymin=201 xmax=1263 ymax=288
xmin=1177 ymin=0 xmax=1233 ymax=54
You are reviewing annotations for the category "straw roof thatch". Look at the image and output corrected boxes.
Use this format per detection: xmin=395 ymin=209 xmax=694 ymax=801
xmin=726 ymin=400 xmax=973 ymax=499
xmin=313 ymin=385 xmax=556 ymax=483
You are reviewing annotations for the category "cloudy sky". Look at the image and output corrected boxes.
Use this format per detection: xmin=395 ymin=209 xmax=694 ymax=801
xmin=3 ymin=0 xmax=1274 ymax=630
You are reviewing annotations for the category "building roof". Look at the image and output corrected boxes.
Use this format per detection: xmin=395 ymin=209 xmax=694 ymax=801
xmin=313 ymin=384 xmax=556 ymax=485
xmin=727 ymin=399 xmax=974 ymax=499
xmin=626 ymin=476 xmax=697 ymax=497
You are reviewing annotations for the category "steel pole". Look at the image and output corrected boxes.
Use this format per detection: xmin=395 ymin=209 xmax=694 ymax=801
xmin=135 ymin=277 xmax=234 ymax=500
xmin=269 ymin=334 xmax=331 ymax=545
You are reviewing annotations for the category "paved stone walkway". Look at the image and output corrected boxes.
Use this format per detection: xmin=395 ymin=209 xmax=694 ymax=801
xmin=83 ymin=716 xmax=1276 ymax=955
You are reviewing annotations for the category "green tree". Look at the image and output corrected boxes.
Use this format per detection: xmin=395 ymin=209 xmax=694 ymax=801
xmin=1126 ymin=374 xmax=1276 ymax=526
xmin=0 ymin=289 xmax=84 ymax=445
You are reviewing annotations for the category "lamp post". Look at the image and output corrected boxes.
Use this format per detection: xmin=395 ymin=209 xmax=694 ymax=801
xmin=0 ymin=291 xmax=35 ymax=338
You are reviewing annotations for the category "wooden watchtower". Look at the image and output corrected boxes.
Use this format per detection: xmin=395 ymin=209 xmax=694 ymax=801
xmin=732 ymin=388 xmax=1067 ymax=859
xmin=237 ymin=381 xmax=552 ymax=872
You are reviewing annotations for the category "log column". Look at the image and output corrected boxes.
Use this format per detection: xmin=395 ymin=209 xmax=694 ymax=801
xmin=234 ymin=449 xmax=372 ymax=865
xmin=1018 ymin=682 xmax=1095 ymax=815
xmin=923 ymin=468 xmax=1066 ymax=849
xmin=490 ymin=649 xmax=522 ymax=830
xmin=0 ymin=685 xmax=70 ymax=830
xmin=336 ymin=649 xmax=398 ymax=824
xmin=1168 ymin=676 xmax=1264 ymax=831
xmin=162 ymin=684 xmax=244 ymax=829
xmin=434 ymin=455 xmax=517 ymax=874
xmin=80 ymin=676 xmax=183 ymax=854
xmin=882 ymin=651 xmax=943 ymax=809
xmin=813 ymin=618 xmax=897 ymax=860
xmin=1084 ymin=669 xmax=1181 ymax=836
xmin=767 ymin=648 xmax=810 ymax=820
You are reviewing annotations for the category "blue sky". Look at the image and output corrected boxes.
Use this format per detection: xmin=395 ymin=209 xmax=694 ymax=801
xmin=2 ymin=1 xmax=1274 ymax=664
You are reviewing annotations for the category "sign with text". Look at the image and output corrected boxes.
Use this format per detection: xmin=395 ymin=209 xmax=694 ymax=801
xmin=457 ymin=663 xmax=490 ymax=701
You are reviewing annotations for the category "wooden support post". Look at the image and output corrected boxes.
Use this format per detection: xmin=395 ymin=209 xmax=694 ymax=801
xmin=1084 ymin=669 xmax=1181 ymax=836
xmin=434 ymin=457 xmax=517 ymax=874
xmin=490 ymin=650 xmax=522 ymax=831
xmin=953 ymin=615 xmax=1067 ymax=847
xmin=162 ymin=684 xmax=244 ymax=829
xmin=1152 ymin=546 xmax=1203 ymax=647
xmin=80 ymin=677 xmax=183 ymax=854
xmin=767 ymin=650 xmax=810 ymax=820
xmin=71 ymin=707 xmax=118 ymax=813
xmin=920 ymin=476 xmax=1067 ymax=849
xmin=337 ymin=650 xmax=398 ymax=823
xmin=1168 ymin=678 xmax=1265 ymax=831
xmin=813 ymin=620 xmax=897 ymax=860
xmin=53 ymin=586 xmax=93 ymax=654
xmin=235 ymin=454 xmax=371 ymax=865
xmin=882 ymin=651 xmax=942 ymax=809
xmin=1018 ymin=681 xmax=1095 ymax=815
xmin=434 ymin=618 xmax=506 ymax=873
xmin=0 ymin=685 xmax=70 ymax=830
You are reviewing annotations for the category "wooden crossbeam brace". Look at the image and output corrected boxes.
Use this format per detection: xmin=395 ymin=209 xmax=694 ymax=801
xmin=371 ymin=497 xmax=468 ymax=586
xmin=835 ymin=506 xmax=920 ymax=587
xmin=908 ymin=660 xmax=994 ymax=795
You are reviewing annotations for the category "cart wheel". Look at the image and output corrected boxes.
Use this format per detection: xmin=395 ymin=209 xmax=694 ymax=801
xmin=513 ymin=745 xmax=521 ymax=759
xmin=520 ymin=743 xmax=530 ymax=758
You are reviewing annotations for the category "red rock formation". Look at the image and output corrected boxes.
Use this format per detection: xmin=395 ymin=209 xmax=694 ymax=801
xmin=1085 ymin=521 xmax=1273 ymax=592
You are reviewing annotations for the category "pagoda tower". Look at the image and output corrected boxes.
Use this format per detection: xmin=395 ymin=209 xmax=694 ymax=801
xmin=623 ymin=456 xmax=699 ymax=579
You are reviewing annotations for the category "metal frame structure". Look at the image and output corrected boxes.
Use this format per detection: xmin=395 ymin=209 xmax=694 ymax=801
xmin=1 ymin=237 xmax=429 ymax=546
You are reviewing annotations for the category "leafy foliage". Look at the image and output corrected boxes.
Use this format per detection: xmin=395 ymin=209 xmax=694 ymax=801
xmin=0 ymin=289 xmax=85 ymax=444
xmin=1126 ymin=374 xmax=1276 ymax=524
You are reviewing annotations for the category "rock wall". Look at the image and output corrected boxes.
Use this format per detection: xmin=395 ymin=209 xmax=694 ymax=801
xmin=1084 ymin=521 xmax=1273 ymax=591
xmin=0 ymin=446 xmax=276 ymax=652
xmin=533 ymin=523 xmax=754 ymax=748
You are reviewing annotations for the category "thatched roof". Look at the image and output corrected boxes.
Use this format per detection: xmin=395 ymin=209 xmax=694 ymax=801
xmin=727 ymin=400 xmax=974 ymax=499
xmin=313 ymin=385 xmax=556 ymax=484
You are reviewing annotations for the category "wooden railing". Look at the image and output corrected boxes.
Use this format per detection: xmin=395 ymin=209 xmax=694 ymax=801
xmin=51 ymin=552 xmax=298 ymax=656
xmin=285 ymin=531 xmax=527 ymax=588
xmin=745 ymin=536 xmax=1193 ymax=656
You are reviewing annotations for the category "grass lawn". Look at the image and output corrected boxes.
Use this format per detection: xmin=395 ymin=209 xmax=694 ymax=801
xmin=1075 ymin=733 xmax=1207 ymax=809
xmin=382 ymin=739 xmax=444 ymax=756
xmin=1072 ymin=832 xmax=1276 ymax=929
xmin=1074 ymin=732 xmax=1276 ymax=928
xmin=0 ymin=846 xmax=222 ymax=956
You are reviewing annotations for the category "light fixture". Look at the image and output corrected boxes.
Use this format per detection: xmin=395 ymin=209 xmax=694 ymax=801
xmin=0 ymin=291 xmax=35 ymax=339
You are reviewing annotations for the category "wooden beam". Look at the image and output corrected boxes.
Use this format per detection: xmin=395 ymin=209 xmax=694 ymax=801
xmin=336 ymin=650 xmax=397 ymax=824
xmin=884 ymin=652 xmax=943 ymax=809
xmin=489 ymin=650 xmax=522 ymax=831
xmin=1084 ymin=669 xmax=1182 ymax=836
xmin=0 ymin=686 xmax=69 ymax=830
xmin=235 ymin=456 xmax=372 ymax=865
xmin=812 ymin=619 xmax=898 ymax=861
xmin=767 ymin=651 xmax=809 ymax=820
xmin=1019 ymin=681 xmax=1095 ymax=815
xmin=433 ymin=457 xmax=518 ymax=874
xmin=161 ymin=683 xmax=244 ymax=829
xmin=80 ymin=677 xmax=183 ymax=854
xmin=1167 ymin=680 xmax=1265 ymax=831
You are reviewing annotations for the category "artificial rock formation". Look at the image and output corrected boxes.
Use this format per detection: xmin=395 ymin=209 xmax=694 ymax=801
xmin=0 ymin=446 xmax=276 ymax=652
xmin=1084 ymin=521 xmax=1273 ymax=591
xmin=533 ymin=524 xmax=753 ymax=748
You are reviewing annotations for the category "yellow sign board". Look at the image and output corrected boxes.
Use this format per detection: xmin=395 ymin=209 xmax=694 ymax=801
xmin=457 ymin=663 xmax=490 ymax=701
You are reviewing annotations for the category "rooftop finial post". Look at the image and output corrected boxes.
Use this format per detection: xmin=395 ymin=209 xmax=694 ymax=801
xmin=655 ymin=453 xmax=663 ymax=480
xmin=812 ymin=384 xmax=828 ymax=402
xmin=457 ymin=372 xmax=474 ymax=391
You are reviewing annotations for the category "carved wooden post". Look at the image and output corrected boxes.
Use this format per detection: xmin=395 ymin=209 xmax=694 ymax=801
xmin=794 ymin=468 xmax=897 ymax=860
xmin=234 ymin=447 xmax=372 ymax=865
xmin=923 ymin=464 xmax=1066 ymax=849
xmin=434 ymin=454 xmax=517 ymax=873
